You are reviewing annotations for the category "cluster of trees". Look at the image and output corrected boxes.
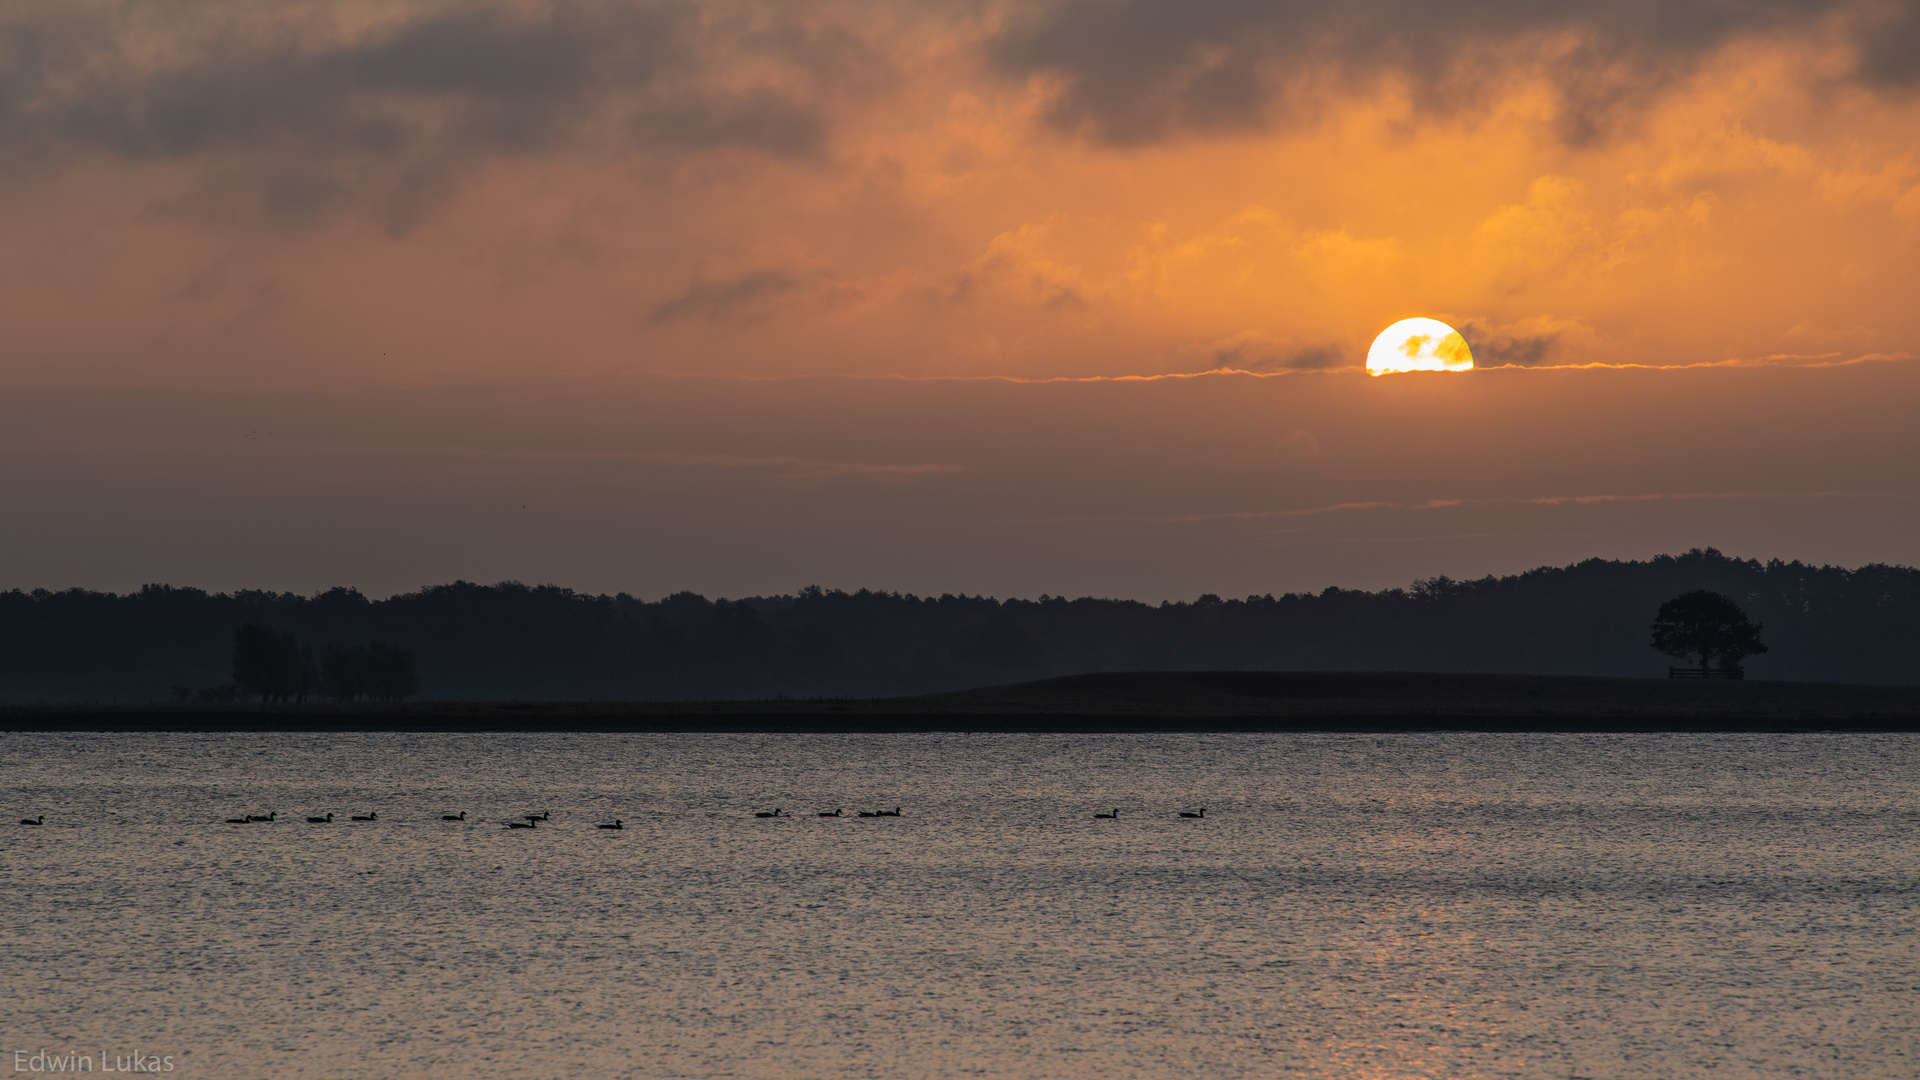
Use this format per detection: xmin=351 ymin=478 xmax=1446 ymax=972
xmin=0 ymin=548 xmax=1915 ymax=702
xmin=223 ymin=623 xmax=419 ymax=703
xmin=318 ymin=640 xmax=419 ymax=703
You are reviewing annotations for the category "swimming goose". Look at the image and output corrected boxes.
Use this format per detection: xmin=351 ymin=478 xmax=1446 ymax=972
xmin=1094 ymin=809 xmax=1118 ymax=819
xmin=525 ymin=811 xmax=550 ymax=822
xmin=880 ymin=807 xmax=902 ymax=817
xmin=247 ymin=812 xmax=276 ymax=822
xmin=1179 ymin=808 xmax=1206 ymax=819
xmin=597 ymin=820 xmax=623 ymax=830
xmin=818 ymin=809 xmax=842 ymax=817
xmin=754 ymin=808 xmax=784 ymax=818
xmin=19 ymin=816 xmax=43 ymax=826
xmin=506 ymin=819 xmax=537 ymax=829
xmin=441 ymin=811 xmax=466 ymax=821
xmin=225 ymin=816 xmax=249 ymax=824
xmin=350 ymin=812 xmax=378 ymax=822
xmin=856 ymin=810 xmax=878 ymax=817
xmin=307 ymin=813 xmax=333 ymax=823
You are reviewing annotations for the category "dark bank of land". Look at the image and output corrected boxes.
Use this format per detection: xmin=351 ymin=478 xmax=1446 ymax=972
xmin=8 ymin=549 xmax=1920 ymax=703
xmin=8 ymin=672 xmax=1920 ymax=732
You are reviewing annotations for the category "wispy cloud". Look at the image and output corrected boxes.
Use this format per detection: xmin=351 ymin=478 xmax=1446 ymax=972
xmin=1479 ymin=351 xmax=1918 ymax=371
xmin=650 ymin=270 xmax=806 ymax=325
xmin=1149 ymin=489 xmax=1909 ymax=525
xmin=650 ymin=350 xmax=1920 ymax=383
xmin=178 ymin=438 xmax=967 ymax=485
xmin=651 ymin=451 xmax=966 ymax=483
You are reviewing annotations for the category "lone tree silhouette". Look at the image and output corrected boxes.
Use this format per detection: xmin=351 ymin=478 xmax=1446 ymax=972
xmin=1650 ymin=590 xmax=1768 ymax=676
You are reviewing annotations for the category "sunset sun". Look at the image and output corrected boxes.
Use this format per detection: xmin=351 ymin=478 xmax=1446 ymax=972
xmin=1367 ymin=318 xmax=1475 ymax=376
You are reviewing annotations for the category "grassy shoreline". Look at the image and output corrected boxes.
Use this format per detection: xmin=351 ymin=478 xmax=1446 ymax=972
xmin=6 ymin=672 xmax=1920 ymax=730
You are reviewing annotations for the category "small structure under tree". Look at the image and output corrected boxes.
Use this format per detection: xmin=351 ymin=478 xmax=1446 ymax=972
xmin=1650 ymin=590 xmax=1768 ymax=679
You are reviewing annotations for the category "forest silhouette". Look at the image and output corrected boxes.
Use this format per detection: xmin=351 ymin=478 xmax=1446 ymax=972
xmin=2 ymin=548 xmax=1915 ymax=702
xmin=225 ymin=623 xmax=420 ymax=704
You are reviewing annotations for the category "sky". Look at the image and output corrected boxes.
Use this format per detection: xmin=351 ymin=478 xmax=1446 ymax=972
xmin=1 ymin=0 xmax=1917 ymax=599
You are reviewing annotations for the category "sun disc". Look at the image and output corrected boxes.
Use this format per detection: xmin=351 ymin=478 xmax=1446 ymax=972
xmin=1366 ymin=318 xmax=1474 ymax=376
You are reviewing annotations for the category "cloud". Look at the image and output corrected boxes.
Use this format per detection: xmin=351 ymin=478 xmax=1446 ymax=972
xmin=443 ymin=446 xmax=966 ymax=485
xmin=630 ymin=89 xmax=828 ymax=158
xmin=0 ymin=0 xmax=850 ymax=227
xmin=1456 ymin=316 xmax=1595 ymax=368
xmin=661 ymin=452 xmax=967 ymax=486
xmin=1149 ymin=488 xmax=1905 ymax=524
xmin=988 ymin=0 xmax=1903 ymax=146
xmin=1 ymin=0 xmax=1916 ymax=388
xmin=1855 ymin=1 xmax=1920 ymax=86
xmin=1205 ymin=331 xmax=1349 ymax=371
xmin=1459 ymin=317 xmax=1551 ymax=367
xmin=24 ymin=4 xmax=679 ymax=158
xmin=650 ymin=269 xmax=804 ymax=325
xmin=966 ymin=220 xmax=1096 ymax=312
xmin=1276 ymin=429 xmax=1320 ymax=461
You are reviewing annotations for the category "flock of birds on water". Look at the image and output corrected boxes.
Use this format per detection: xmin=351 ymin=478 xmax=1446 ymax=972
xmin=16 ymin=807 xmax=1206 ymax=828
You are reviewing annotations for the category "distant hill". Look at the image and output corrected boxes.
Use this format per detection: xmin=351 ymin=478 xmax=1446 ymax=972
xmin=2 ymin=548 xmax=1917 ymax=702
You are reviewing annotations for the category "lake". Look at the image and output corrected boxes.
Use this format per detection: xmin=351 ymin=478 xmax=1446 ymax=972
xmin=3 ymin=731 xmax=1914 ymax=1078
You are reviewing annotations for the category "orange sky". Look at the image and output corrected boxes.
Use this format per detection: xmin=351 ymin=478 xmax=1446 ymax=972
xmin=1 ymin=0 xmax=1917 ymax=595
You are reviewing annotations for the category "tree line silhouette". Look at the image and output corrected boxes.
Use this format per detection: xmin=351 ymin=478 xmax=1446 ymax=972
xmin=227 ymin=623 xmax=419 ymax=703
xmin=0 ymin=548 xmax=1913 ymax=702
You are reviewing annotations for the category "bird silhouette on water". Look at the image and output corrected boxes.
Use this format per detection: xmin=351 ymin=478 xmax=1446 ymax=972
xmin=43 ymin=801 xmax=1220 ymax=830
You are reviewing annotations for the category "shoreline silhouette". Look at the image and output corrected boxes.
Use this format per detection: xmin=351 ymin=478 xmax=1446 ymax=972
xmin=5 ymin=671 xmax=1918 ymax=732
xmin=5 ymin=550 xmax=1919 ymax=705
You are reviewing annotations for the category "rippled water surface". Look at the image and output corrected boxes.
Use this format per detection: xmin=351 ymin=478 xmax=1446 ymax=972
xmin=3 ymin=732 xmax=1916 ymax=1079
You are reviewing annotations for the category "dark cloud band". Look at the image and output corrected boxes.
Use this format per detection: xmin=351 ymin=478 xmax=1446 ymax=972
xmin=0 ymin=1 xmax=854 ymax=226
xmin=989 ymin=0 xmax=1914 ymax=145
